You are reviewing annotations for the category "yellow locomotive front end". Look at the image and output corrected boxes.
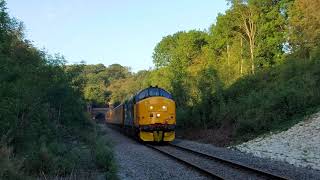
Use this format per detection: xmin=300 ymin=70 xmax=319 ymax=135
xmin=107 ymin=86 xmax=176 ymax=142
xmin=131 ymin=87 xmax=175 ymax=142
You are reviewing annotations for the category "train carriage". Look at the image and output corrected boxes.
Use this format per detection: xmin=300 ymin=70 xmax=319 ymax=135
xmin=106 ymin=104 xmax=124 ymax=125
xmin=106 ymin=86 xmax=176 ymax=142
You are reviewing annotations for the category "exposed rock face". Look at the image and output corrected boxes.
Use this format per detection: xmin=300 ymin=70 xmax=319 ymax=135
xmin=235 ymin=112 xmax=320 ymax=170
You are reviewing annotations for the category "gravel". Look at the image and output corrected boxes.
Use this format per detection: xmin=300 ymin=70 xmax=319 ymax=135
xmin=236 ymin=112 xmax=320 ymax=171
xmin=103 ymin=125 xmax=209 ymax=180
xmin=154 ymin=145 xmax=268 ymax=180
xmin=172 ymin=139 xmax=320 ymax=180
xmin=103 ymin=123 xmax=320 ymax=180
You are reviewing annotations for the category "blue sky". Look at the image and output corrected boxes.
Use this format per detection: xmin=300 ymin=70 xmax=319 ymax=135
xmin=6 ymin=0 xmax=228 ymax=72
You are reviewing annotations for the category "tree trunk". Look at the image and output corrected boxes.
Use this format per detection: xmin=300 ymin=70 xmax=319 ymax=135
xmin=227 ymin=44 xmax=230 ymax=66
xmin=240 ymin=37 xmax=243 ymax=75
xmin=227 ymin=44 xmax=231 ymax=82
xmin=250 ymin=40 xmax=255 ymax=74
xmin=57 ymin=103 xmax=62 ymax=125
xmin=239 ymin=6 xmax=256 ymax=74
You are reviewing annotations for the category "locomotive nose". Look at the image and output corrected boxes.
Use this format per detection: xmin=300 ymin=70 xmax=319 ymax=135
xmin=149 ymin=112 xmax=161 ymax=118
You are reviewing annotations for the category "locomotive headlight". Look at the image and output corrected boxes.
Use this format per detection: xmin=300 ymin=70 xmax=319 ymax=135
xmin=149 ymin=105 xmax=154 ymax=110
xmin=156 ymin=113 xmax=161 ymax=118
xmin=162 ymin=105 xmax=167 ymax=110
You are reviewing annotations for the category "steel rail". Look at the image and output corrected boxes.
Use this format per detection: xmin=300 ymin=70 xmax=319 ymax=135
xmin=145 ymin=144 xmax=224 ymax=179
xmin=169 ymin=143 xmax=288 ymax=180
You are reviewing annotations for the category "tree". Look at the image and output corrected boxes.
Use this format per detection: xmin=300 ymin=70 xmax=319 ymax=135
xmin=0 ymin=1 xmax=91 ymax=176
xmin=107 ymin=70 xmax=150 ymax=105
xmin=231 ymin=0 xmax=258 ymax=74
xmin=210 ymin=10 xmax=247 ymax=83
xmin=226 ymin=0 xmax=288 ymax=72
xmin=152 ymin=30 xmax=208 ymax=106
xmin=106 ymin=63 xmax=131 ymax=81
xmin=65 ymin=63 xmax=133 ymax=106
xmin=254 ymin=0 xmax=287 ymax=66
xmin=289 ymin=0 xmax=320 ymax=59
xmin=153 ymin=31 xmax=208 ymax=68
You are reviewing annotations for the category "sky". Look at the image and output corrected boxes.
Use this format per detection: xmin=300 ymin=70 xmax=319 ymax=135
xmin=6 ymin=0 xmax=228 ymax=72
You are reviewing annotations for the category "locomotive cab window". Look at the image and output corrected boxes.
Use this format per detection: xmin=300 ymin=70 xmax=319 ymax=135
xmin=149 ymin=88 xmax=159 ymax=96
xmin=135 ymin=87 xmax=173 ymax=102
xmin=137 ymin=89 xmax=148 ymax=101
xmin=159 ymin=89 xmax=172 ymax=99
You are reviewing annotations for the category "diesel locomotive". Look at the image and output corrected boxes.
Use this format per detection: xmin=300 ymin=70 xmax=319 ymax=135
xmin=106 ymin=86 xmax=176 ymax=142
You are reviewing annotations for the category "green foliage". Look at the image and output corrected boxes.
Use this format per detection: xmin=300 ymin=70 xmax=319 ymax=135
xmin=153 ymin=30 xmax=208 ymax=68
xmin=149 ymin=0 xmax=320 ymax=144
xmin=106 ymin=70 xmax=150 ymax=105
xmin=0 ymin=144 xmax=25 ymax=180
xmin=59 ymin=0 xmax=320 ymax=146
xmin=288 ymin=0 xmax=320 ymax=60
xmin=66 ymin=63 xmax=131 ymax=106
xmin=221 ymin=59 xmax=320 ymax=139
xmin=103 ymin=1 xmax=320 ymax=143
xmin=0 ymin=1 xmax=117 ymax=178
xmin=94 ymin=137 xmax=118 ymax=180
xmin=152 ymin=31 xmax=209 ymax=106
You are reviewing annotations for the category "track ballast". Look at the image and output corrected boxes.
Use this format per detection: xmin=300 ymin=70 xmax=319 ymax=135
xmin=146 ymin=143 xmax=289 ymax=180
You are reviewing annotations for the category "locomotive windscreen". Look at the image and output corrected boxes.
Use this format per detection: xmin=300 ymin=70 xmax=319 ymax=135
xmin=135 ymin=87 xmax=172 ymax=102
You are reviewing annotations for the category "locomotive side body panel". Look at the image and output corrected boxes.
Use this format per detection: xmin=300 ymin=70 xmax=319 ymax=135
xmin=124 ymin=100 xmax=135 ymax=128
xmin=106 ymin=104 xmax=124 ymax=125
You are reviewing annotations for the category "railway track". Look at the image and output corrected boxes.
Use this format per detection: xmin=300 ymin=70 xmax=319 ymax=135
xmin=146 ymin=143 xmax=288 ymax=180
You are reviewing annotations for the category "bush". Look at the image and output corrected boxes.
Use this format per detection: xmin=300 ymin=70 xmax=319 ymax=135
xmin=0 ymin=144 xmax=25 ymax=180
xmin=179 ymin=58 xmax=320 ymax=143
xmin=94 ymin=137 xmax=118 ymax=180
xmin=216 ymin=59 xmax=320 ymax=141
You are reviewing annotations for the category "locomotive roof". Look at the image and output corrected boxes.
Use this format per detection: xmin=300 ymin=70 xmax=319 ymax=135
xmin=133 ymin=86 xmax=173 ymax=102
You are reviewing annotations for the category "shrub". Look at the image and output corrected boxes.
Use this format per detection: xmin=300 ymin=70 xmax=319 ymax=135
xmin=219 ymin=59 xmax=320 ymax=140
xmin=0 ymin=144 xmax=25 ymax=180
xmin=94 ymin=137 xmax=118 ymax=180
xmin=180 ymin=58 xmax=320 ymax=143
